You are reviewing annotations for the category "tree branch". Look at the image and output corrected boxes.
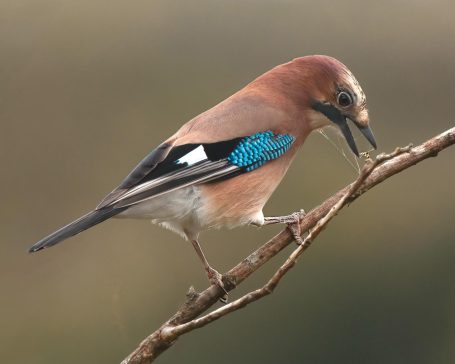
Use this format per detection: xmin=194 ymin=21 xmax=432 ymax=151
xmin=122 ymin=126 xmax=455 ymax=364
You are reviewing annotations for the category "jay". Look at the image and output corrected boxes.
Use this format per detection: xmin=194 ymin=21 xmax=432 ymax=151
xmin=29 ymin=55 xmax=376 ymax=294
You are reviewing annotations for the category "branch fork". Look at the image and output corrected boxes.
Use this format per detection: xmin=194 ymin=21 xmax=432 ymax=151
xmin=122 ymin=127 xmax=455 ymax=364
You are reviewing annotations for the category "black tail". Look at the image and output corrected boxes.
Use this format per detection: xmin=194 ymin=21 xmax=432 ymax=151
xmin=28 ymin=207 xmax=126 ymax=253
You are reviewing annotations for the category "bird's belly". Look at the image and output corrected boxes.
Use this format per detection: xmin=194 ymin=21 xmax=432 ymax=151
xmin=115 ymin=181 xmax=266 ymax=238
xmin=198 ymin=156 xmax=293 ymax=229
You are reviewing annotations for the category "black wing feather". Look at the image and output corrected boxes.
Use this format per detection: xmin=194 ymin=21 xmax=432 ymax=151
xmin=97 ymin=137 xmax=244 ymax=209
xmin=97 ymin=142 xmax=175 ymax=209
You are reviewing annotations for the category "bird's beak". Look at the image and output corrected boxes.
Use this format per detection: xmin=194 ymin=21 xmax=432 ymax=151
xmin=338 ymin=117 xmax=377 ymax=157
xmin=312 ymin=102 xmax=377 ymax=157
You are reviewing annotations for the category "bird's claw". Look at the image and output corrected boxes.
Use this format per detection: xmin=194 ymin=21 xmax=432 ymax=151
xmin=288 ymin=209 xmax=306 ymax=224
xmin=286 ymin=219 xmax=304 ymax=246
xmin=263 ymin=209 xmax=306 ymax=246
xmin=282 ymin=210 xmax=305 ymax=246
xmin=207 ymin=267 xmax=229 ymax=303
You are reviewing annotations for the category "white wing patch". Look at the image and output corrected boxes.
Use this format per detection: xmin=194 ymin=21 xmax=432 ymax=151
xmin=176 ymin=145 xmax=207 ymax=165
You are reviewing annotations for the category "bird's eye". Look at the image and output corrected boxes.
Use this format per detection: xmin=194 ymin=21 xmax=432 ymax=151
xmin=337 ymin=91 xmax=353 ymax=107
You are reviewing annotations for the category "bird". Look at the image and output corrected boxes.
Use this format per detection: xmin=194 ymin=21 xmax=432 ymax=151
xmin=29 ymin=55 xmax=376 ymax=296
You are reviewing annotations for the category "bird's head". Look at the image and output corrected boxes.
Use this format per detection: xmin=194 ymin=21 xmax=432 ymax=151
xmin=291 ymin=55 xmax=377 ymax=156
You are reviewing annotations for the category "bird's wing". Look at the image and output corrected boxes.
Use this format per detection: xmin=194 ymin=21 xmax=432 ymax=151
xmin=97 ymin=142 xmax=174 ymax=208
xmin=97 ymin=131 xmax=295 ymax=209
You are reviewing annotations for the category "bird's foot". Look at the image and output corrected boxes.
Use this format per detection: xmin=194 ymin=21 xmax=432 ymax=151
xmin=206 ymin=266 xmax=229 ymax=303
xmin=263 ymin=209 xmax=306 ymax=246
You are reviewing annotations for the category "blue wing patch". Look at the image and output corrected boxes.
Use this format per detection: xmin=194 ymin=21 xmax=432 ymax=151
xmin=227 ymin=131 xmax=295 ymax=172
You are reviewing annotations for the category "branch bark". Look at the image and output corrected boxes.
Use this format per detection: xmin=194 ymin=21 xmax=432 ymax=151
xmin=122 ymin=126 xmax=455 ymax=364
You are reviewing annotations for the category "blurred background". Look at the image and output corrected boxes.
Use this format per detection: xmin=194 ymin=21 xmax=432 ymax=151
xmin=1 ymin=1 xmax=454 ymax=363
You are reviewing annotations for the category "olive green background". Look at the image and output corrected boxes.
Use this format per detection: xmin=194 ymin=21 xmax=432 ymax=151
xmin=1 ymin=1 xmax=454 ymax=363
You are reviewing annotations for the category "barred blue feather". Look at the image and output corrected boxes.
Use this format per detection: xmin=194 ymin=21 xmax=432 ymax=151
xmin=227 ymin=131 xmax=295 ymax=172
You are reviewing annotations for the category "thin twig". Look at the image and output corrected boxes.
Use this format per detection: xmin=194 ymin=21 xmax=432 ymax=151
xmin=122 ymin=127 xmax=455 ymax=364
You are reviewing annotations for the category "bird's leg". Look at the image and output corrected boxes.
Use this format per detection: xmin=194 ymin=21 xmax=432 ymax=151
xmin=262 ymin=209 xmax=306 ymax=245
xmin=190 ymin=239 xmax=228 ymax=302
